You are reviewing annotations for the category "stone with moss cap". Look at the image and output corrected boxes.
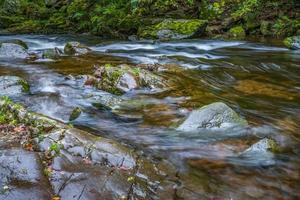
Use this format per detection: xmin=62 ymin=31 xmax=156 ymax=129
xmin=283 ymin=36 xmax=300 ymax=50
xmin=90 ymin=64 xmax=166 ymax=95
xmin=177 ymin=102 xmax=248 ymax=132
xmin=228 ymin=26 xmax=246 ymax=39
xmin=64 ymin=41 xmax=91 ymax=55
xmin=138 ymin=19 xmax=208 ymax=40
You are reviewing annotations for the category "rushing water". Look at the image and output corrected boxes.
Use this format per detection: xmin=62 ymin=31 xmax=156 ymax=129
xmin=1 ymin=35 xmax=300 ymax=199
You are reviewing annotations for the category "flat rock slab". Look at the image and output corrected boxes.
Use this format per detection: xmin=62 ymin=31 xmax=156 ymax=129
xmin=0 ymin=147 xmax=52 ymax=200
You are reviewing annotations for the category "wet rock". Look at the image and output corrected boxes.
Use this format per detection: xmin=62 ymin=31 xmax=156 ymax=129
xmin=42 ymin=47 xmax=63 ymax=59
xmin=228 ymin=26 xmax=246 ymax=39
xmin=0 ymin=76 xmax=30 ymax=96
xmin=0 ymin=148 xmax=52 ymax=200
xmin=138 ymin=19 xmax=208 ymax=40
xmin=1 ymin=39 xmax=28 ymax=49
xmin=239 ymin=138 xmax=279 ymax=166
xmin=0 ymin=43 xmax=29 ymax=59
xmin=64 ymin=41 xmax=91 ymax=55
xmin=284 ymin=36 xmax=300 ymax=50
xmin=69 ymin=107 xmax=82 ymax=121
xmin=177 ymin=102 xmax=247 ymax=131
xmin=91 ymin=64 xmax=166 ymax=95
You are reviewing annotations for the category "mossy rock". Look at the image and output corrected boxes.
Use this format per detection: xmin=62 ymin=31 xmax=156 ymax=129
xmin=283 ymin=36 xmax=300 ymax=50
xmin=260 ymin=21 xmax=272 ymax=36
xmin=64 ymin=42 xmax=91 ymax=55
xmin=138 ymin=19 xmax=208 ymax=40
xmin=228 ymin=26 xmax=246 ymax=39
xmin=1 ymin=39 xmax=28 ymax=49
xmin=91 ymin=64 xmax=166 ymax=95
xmin=69 ymin=107 xmax=82 ymax=121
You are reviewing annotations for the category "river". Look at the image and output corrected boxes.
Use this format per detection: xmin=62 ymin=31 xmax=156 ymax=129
xmin=0 ymin=35 xmax=300 ymax=199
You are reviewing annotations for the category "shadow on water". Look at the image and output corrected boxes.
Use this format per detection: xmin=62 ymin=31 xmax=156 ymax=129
xmin=1 ymin=35 xmax=300 ymax=198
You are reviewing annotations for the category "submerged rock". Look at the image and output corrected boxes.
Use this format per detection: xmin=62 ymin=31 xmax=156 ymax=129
xmin=177 ymin=102 xmax=247 ymax=131
xmin=64 ymin=41 xmax=91 ymax=55
xmin=0 ymin=76 xmax=30 ymax=96
xmin=0 ymin=43 xmax=29 ymax=59
xmin=90 ymin=64 xmax=166 ymax=95
xmin=283 ymin=36 xmax=300 ymax=50
xmin=138 ymin=19 xmax=208 ymax=40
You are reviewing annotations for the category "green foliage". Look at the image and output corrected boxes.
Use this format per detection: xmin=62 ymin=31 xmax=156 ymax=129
xmin=232 ymin=0 xmax=260 ymax=19
xmin=273 ymin=16 xmax=300 ymax=37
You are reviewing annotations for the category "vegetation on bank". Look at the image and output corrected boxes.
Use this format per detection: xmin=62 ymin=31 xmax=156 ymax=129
xmin=0 ymin=0 xmax=299 ymax=39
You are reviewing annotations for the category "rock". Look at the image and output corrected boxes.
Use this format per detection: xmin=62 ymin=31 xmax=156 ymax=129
xmin=0 ymin=76 xmax=30 ymax=96
xmin=177 ymin=102 xmax=247 ymax=131
xmin=260 ymin=21 xmax=272 ymax=36
xmin=239 ymin=138 xmax=279 ymax=166
xmin=91 ymin=64 xmax=166 ymax=95
xmin=64 ymin=41 xmax=91 ymax=55
xmin=0 ymin=39 xmax=28 ymax=49
xmin=0 ymin=43 xmax=30 ymax=59
xmin=228 ymin=26 xmax=246 ymax=39
xmin=69 ymin=107 xmax=82 ymax=121
xmin=138 ymin=19 xmax=208 ymax=40
xmin=283 ymin=36 xmax=300 ymax=50
xmin=42 ymin=47 xmax=63 ymax=59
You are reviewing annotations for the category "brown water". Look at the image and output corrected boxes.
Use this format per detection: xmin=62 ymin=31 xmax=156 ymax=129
xmin=0 ymin=35 xmax=300 ymax=199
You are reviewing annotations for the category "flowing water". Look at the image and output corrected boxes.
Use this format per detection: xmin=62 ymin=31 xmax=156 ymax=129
xmin=1 ymin=35 xmax=300 ymax=199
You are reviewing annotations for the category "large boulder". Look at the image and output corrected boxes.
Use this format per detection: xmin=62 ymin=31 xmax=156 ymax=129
xmin=177 ymin=102 xmax=247 ymax=131
xmin=0 ymin=43 xmax=29 ymax=59
xmin=283 ymin=36 xmax=300 ymax=50
xmin=64 ymin=41 xmax=91 ymax=55
xmin=88 ymin=64 xmax=166 ymax=95
xmin=0 ymin=76 xmax=30 ymax=96
xmin=138 ymin=19 xmax=208 ymax=40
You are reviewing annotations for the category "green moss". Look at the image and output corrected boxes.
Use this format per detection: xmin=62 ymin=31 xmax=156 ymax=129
xmin=17 ymin=79 xmax=30 ymax=93
xmin=69 ymin=107 xmax=82 ymax=121
xmin=138 ymin=19 xmax=207 ymax=39
xmin=229 ymin=26 xmax=246 ymax=39
xmin=266 ymin=139 xmax=280 ymax=153
xmin=283 ymin=36 xmax=300 ymax=50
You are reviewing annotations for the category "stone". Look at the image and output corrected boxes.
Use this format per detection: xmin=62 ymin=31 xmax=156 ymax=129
xmin=0 ymin=76 xmax=30 ymax=96
xmin=64 ymin=41 xmax=91 ymax=55
xmin=138 ymin=19 xmax=208 ymax=40
xmin=0 ymin=43 xmax=29 ymax=59
xmin=42 ymin=47 xmax=63 ymax=59
xmin=69 ymin=107 xmax=82 ymax=121
xmin=91 ymin=64 xmax=166 ymax=95
xmin=228 ymin=26 xmax=246 ymax=39
xmin=283 ymin=36 xmax=300 ymax=50
xmin=1 ymin=39 xmax=28 ymax=49
xmin=177 ymin=102 xmax=247 ymax=131
xmin=239 ymin=138 xmax=279 ymax=166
